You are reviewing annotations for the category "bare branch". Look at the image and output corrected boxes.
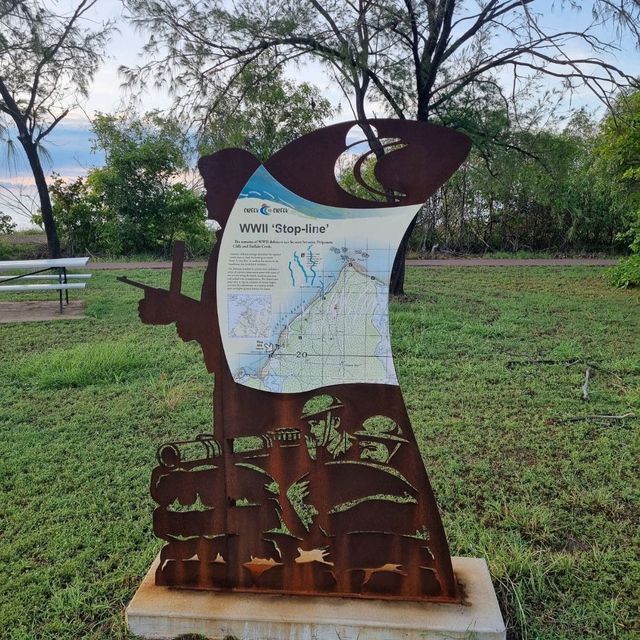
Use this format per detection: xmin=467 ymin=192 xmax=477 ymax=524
xmin=35 ymin=108 xmax=69 ymax=142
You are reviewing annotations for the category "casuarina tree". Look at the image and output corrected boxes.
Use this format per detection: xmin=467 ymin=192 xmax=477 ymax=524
xmin=124 ymin=0 xmax=640 ymax=293
xmin=0 ymin=0 xmax=112 ymax=257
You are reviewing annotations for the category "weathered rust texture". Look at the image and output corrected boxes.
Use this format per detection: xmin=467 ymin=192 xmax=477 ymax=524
xmin=121 ymin=119 xmax=471 ymax=601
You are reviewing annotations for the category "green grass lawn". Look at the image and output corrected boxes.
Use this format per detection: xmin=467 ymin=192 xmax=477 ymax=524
xmin=0 ymin=266 xmax=638 ymax=640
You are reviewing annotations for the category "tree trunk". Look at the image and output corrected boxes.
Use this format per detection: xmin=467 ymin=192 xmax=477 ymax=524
xmin=390 ymin=216 xmax=418 ymax=296
xmin=354 ymin=115 xmax=409 ymax=297
xmin=20 ymin=136 xmax=61 ymax=258
xmin=386 ymin=95 xmax=431 ymax=297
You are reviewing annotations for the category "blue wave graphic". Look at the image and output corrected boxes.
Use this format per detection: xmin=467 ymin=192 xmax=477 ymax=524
xmin=239 ymin=166 xmax=394 ymax=219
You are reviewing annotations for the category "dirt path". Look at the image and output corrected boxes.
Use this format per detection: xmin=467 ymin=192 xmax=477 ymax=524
xmin=88 ymin=258 xmax=618 ymax=270
xmin=0 ymin=300 xmax=86 ymax=323
xmin=407 ymin=257 xmax=617 ymax=266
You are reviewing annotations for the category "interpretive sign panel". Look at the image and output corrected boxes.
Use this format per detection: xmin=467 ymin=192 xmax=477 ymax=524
xmin=121 ymin=119 xmax=471 ymax=603
xmin=218 ymin=166 xmax=421 ymax=392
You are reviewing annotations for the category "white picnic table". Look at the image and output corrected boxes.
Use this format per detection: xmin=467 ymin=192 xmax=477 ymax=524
xmin=0 ymin=257 xmax=91 ymax=313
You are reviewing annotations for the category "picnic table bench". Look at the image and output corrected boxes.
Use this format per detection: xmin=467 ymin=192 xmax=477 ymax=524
xmin=0 ymin=257 xmax=91 ymax=313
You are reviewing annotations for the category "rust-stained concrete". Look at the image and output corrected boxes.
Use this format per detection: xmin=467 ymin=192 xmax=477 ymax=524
xmin=126 ymin=555 xmax=506 ymax=640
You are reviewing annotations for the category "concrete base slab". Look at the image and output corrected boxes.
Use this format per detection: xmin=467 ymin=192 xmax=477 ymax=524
xmin=0 ymin=300 xmax=86 ymax=323
xmin=126 ymin=556 xmax=506 ymax=640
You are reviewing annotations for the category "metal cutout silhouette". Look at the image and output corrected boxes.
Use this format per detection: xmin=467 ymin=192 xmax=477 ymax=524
xmin=121 ymin=119 xmax=471 ymax=601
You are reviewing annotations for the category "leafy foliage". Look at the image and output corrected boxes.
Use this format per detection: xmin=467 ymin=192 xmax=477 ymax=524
xmin=606 ymin=255 xmax=640 ymax=289
xmin=0 ymin=208 xmax=18 ymax=259
xmin=123 ymin=0 xmax=640 ymax=127
xmin=197 ymin=65 xmax=335 ymax=162
xmin=409 ymin=105 xmax=633 ymax=255
xmin=0 ymin=211 xmax=16 ymax=234
xmin=595 ymin=91 xmax=640 ymax=286
xmin=49 ymin=175 xmax=111 ymax=256
xmin=50 ymin=114 xmax=209 ymax=257
xmin=0 ymin=0 xmax=113 ymax=257
xmin=597 ymin=92 xmax=640 ymax=247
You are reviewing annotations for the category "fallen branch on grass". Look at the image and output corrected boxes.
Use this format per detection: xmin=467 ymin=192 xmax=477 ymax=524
xmin=551 ymin=413 xmax=636 ymax=425
xmin=501 ymin=352 xmax=631 ymax=375
xmin=501 ymin=350 xmax=587 ymax=366
xmin=506 ymin=357 xmax=582 ymax=367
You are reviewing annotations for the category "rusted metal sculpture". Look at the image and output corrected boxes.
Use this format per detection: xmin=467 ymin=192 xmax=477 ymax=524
xmin=121 ymin=119 xmax=471 ymax=601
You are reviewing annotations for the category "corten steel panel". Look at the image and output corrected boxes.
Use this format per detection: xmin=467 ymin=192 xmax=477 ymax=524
xmin=120 ymin=119 xmax=471 ymax=602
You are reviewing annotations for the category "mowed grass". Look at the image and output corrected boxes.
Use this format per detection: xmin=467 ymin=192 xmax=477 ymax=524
xmin=0 ymin=266 xmax=638 ymax=640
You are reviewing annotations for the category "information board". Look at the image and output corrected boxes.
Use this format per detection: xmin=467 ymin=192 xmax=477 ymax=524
xmin=218 ymin=166 xmax=420 ymax=393
xmin=123 ymin=119 xmax=472 ymax=603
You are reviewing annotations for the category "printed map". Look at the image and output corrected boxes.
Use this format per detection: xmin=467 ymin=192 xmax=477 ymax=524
xmin=217 ymin=166 xmax=421 ymax=394
xmin=228 ymin=294 xmax=272 ymax=338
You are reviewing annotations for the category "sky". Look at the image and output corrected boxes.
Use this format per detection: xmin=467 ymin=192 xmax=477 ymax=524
xmin=2 ymin=0 xmax=639 ymax=229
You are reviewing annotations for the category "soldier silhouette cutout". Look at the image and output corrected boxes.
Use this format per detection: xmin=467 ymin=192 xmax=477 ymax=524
xmin=121 ymin=119 xmax=471 ymax=601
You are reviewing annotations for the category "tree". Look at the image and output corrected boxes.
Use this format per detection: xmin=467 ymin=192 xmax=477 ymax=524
xmin=86 ymin=113 xmax=208 ymax=255
xmin=0 ymin=0 xmax=112 ymax=257
xmin=597 ymin=90 xmax=640 ymax=286
xmin=597 ymin=91 xmax=640 ymax=246
xmin=197 ymin=64 xmax=335 ymax=162
xmin=124 ymin=0 xmax=640 ymax=293
xmin=48 ymin=113 xmax=210 ymax=257
xmin=404 ymin=104 xmax=630 ymax=256
xmin=126 ymin=0 xmax=640 ymax=120
xmin=48 ymin=174 xmax=111 ymax=256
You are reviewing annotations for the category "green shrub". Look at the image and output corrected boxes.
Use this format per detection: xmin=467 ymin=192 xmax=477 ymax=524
xmin=606 ymin=254 xmax=640 ymax=288
xmin=48 ymin=114 xmax=210 ymax=258
xmin=0 ymin=239 xmax=49 ymax=260
xmin=0 ymin=238 xmax=18 ymax=259
xmin=0 ymin=213 xmax=17 ymax=235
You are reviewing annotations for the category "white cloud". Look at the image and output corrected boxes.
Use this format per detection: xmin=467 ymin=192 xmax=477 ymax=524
xmin=0 ymin=176 xmax=37 ymax=187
